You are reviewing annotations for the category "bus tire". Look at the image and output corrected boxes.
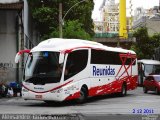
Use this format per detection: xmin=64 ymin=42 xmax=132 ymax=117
xmin=119 ymin=83 xmax=127 ymax=97
xmin=77 ymin=86 xmax=88 ymax=103
xmin=143 ymin=87 xmax=148 ymax=93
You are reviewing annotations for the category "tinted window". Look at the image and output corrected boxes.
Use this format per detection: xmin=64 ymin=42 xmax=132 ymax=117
xmin=24 ymin=52 xmax=62 ymax=85
xmin=64 ymin=50 xmax=88 ymax=80
xmin=126 ymin=58 xmax=136 ymax=65
xmin=91 ymin=49 xmax=135 ymax=65
xmin=91 ymin=49 xmax=121 ymax=65
xmin=145 ymin=64 xmax=160 ymax=75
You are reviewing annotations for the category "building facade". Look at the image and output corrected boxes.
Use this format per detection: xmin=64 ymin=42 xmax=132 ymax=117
xmin=93 ymin=0 xmax=134 ymax=49
xmin=133 ymin=6 xmax=160 ymax=60
xmin=133 ymin=6 xmax=160 ymax=36
xmin=94 ymin=0 xmax=132 ymax=38
xmin=0 ymin=0 xmax=40 ymax=84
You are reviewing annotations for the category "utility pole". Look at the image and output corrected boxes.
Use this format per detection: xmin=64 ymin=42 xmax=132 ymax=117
xmin=59 ymin=3 xmax=63 ymax=38
xmin=119 ymin=0 xmax=128 ymax=39
xmin=59 ymin=0 xmax=86 ymax=38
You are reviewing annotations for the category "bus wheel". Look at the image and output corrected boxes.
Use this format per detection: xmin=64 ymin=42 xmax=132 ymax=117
xmin=120 ymin=84 xmax=127 ymax=97
xmin=143 ymin=87 xmax=148 ymax=93
xmin=77 ymin=86 xmax=88 ymax=103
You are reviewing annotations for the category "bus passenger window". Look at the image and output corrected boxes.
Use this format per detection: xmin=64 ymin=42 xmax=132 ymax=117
xmin=64 ymin=50 xmax=88 ymax=80
xmin=91 ymin=49 xmax=121 ymax=65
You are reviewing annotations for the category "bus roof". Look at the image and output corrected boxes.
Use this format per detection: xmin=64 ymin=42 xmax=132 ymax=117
xmin=138 ymin=59 xmax=160 ymax=65
xmin=31 ymin=38 xmax=136 ymax=54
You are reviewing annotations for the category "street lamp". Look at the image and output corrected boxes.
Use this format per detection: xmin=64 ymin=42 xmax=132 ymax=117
xmin=59 ymin=0 xmax=87 ymax=38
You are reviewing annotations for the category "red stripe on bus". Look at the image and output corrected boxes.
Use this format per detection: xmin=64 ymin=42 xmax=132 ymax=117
xmin=88 ymin=75 xmax=138 ymax=97
xmin=64 ymin=75 xmax=138 ymax=100
xmin=61 ymin=46 xmax=104 ymax=54
xmin=65 ymin=91 xmax=80 ymax=101
xmin=22 ymin=80 xmax=73 ymax=94
xmin=18 ymin=49 xmax=30 ymax=55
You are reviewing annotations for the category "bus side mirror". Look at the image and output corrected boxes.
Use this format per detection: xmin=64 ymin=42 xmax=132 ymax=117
xmin=15 ymin=49 xmax=30 ymax=63
xmin=15 ymin=53 xmax=21 ymax=63
xmin=59 ymin=53 xmax=65 ymax=64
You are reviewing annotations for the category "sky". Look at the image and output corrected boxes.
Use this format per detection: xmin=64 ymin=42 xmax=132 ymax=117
xmin=92 ymin=0 xmax=159 ymax=21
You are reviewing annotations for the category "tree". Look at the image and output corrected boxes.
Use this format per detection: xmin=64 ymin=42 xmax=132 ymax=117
xmin=50 ymin=20 xmax=91 ymax=39
xmin=150 ymin=33 xmax=160 ymax=48
xmin=131 ymin=27 xmax=160 ymax=59
xmin=28 ymin=0 xmax=94 ymax=40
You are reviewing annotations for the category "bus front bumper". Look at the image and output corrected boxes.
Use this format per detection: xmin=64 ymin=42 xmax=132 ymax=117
xmin=22 ymin=88 xmax=65 ymax=102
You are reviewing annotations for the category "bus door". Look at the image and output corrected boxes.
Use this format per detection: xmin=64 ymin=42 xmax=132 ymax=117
xmin=63 ymin=49 xmax=89 ymax=83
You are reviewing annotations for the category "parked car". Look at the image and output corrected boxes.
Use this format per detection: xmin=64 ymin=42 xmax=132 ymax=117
xmin=143 ymin=75 xmax=160 ymax=94
xmin=138 ymin=59 xmax=160 ymax=86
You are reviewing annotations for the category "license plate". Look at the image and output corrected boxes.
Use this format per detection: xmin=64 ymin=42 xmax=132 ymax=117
xmin=35 ymin=95 xmax=42 ymax=99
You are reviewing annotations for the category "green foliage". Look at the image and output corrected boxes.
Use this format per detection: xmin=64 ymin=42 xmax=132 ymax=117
xmin=32 ymin=7 xmax=58 ymax=35
xmin=131 ymin=27 xmax=160 ymax=59
xmin=63 ymin=20 xmax=91 ymax=40
xmin=28 ymin=0 xmax=94 ymax=40
xmin=150 ymin=33 xmax=160 ymax=48
xmin=50 ymin=20 xmax=91 ymax=40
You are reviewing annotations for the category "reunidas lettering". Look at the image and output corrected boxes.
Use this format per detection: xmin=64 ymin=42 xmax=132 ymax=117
xmin=93 ymin=66 xmax=115 ymax=76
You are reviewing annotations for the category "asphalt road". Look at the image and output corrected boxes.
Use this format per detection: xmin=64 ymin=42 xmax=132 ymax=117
xmin=0 ymin=87 xmax=160 ymax=120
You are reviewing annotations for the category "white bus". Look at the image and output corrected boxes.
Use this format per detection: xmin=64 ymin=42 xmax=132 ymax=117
xmin=15 ymin=38 xmax=138 ymax=103
xmin=138 ymin=59 xmax=160 ymax=86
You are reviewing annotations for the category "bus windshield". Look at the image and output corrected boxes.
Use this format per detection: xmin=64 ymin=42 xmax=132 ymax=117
xmin=145 ymin=64 xmax=160 ymax=76
xmin=24 ymin=51 xmax=63 ymax=85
